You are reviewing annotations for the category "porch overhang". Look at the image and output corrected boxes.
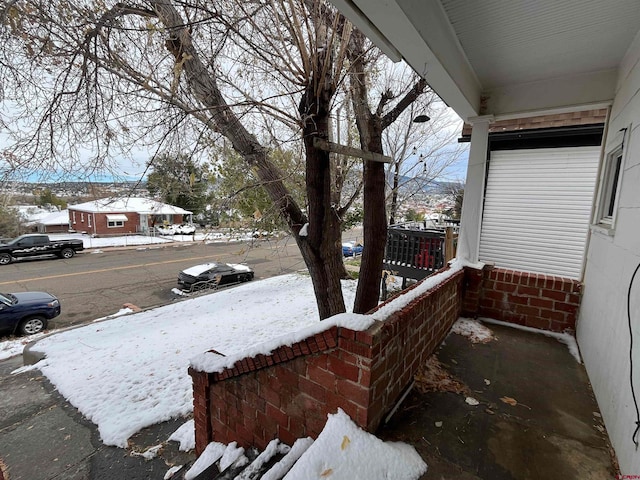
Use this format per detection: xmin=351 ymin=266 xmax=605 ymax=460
xmin=331 ymin=0 xmax=639 ymax=121
xmin=331 ymin=0 xmax=481 ymax=120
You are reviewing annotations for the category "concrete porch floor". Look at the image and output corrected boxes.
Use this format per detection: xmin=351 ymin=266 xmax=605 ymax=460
xmin=378 ymin=321 xmax=618 ymax=480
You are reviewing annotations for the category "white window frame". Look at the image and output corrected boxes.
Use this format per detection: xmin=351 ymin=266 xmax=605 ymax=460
xmin=81 ymin=212 xmax=84 ymax=222
xmin=107 ymin=220 xmax=125 ymax=228
xmin=72 ymin=211 xmax=76 ymax=224
xmin=593 ymin=125 xmax=630 ymax=233
xmin=88 ymin=215 xmax=92 ymax=228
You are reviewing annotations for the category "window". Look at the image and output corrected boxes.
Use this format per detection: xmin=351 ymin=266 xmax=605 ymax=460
xmin=602 ymin=148 xmax=622 ymax=222
xmin=88 ymin=215 xmax=92 ymax=228
xmin=106 ymin=214 xmax=128 ymax=228
xmin=72 ymin=211 xmax=76 ymax=224
xmin=81 ymin=212 xmax=84 ymax=222
xmin=594 ymin=126 xmax=629 ymax=231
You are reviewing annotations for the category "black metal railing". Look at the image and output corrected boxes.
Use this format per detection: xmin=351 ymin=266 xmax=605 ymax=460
xmin=384 ymin=224 xmax=456 ymax=280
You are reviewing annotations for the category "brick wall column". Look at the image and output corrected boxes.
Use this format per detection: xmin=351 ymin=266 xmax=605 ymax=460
xmin=462 ymin=266 xmax=485 ymax=316
xmin=189 ymin=367 xmax=212 ymax=455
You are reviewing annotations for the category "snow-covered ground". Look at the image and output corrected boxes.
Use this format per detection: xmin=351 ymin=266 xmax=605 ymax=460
xmin=15 ymin=273 xmax=358 ymax=447
xmin=48 ymin=230 xmax=274 ymax=249
xmin=0 ymin=332 xmax=50 ymax=362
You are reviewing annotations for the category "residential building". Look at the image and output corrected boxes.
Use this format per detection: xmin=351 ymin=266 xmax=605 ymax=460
xmin=68 ymin=197 xmax=192 ymax=236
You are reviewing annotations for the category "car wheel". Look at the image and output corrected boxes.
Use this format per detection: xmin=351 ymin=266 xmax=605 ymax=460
xmin=0 ymin=253 xmax=12 ymax=265
xmin=18 ymin=316 xmax=47 ymax=335
xmin=60 ymin=248 xmax=75 ymax=259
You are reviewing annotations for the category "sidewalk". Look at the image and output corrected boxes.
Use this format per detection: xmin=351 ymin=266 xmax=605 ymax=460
xmin=0 ymin=355 xmax=194 ymax=480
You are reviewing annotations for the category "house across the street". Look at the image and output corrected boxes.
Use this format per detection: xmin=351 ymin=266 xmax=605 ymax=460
xmin=67 ymin=197 xmax=192 ymax=236
xmin=35 ymin=209 xmax=71 ymax=233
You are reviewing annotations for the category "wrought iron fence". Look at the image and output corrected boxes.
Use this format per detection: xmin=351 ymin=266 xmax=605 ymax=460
xmin=383 ymin=224 xmax=458 ymax=280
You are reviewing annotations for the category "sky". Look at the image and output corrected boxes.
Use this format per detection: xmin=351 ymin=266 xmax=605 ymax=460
xmin=1 ymin=107 xmax=468 ymax=185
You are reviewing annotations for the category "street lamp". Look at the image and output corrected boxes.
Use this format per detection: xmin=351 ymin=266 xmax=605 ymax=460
xmin=413 ymin=115 xmax=431 ymax=123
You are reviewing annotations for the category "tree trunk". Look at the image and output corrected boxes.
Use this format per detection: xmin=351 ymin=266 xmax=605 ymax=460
xmin=354 ymin=124 xmax=387 ymax=313
xmin=153 ymin=0 xmax=345 ymax=319
xmin=297 ymin=40 xmax=347 ymax=318
xmin=348 ymin=31 xmax=427 ymax=313
xmin=389 ymin=161 xmax=400 ymax=225
xmin=302 ymin=124 xmax=347 ymax=317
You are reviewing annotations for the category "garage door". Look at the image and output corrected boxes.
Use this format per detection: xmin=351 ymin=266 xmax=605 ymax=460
xmin=479 ymin=146 xmax=600 ymax=279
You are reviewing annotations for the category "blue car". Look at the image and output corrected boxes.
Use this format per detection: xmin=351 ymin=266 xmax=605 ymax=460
xmin=0 ymin=291 xmax=61 ymax=336
xmin=342 ymin=242 xmax=364 ymax=257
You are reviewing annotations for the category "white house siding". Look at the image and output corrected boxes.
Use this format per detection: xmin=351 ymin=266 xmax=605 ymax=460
xmin=577 ymin=31 xmax=640 ymax=474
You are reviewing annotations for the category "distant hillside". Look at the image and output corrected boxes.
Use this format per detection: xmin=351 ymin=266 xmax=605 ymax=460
xmin=2 ymin=181 xmax=150 ymax=203
xmin=392 ymin=176 xmax=463 ymax=194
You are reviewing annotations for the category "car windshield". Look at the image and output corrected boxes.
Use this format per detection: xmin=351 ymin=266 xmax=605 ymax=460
xmin=0 ymin=292 xmax=16 ymax=305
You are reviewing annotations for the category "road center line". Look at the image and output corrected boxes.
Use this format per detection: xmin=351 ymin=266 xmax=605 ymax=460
xmin=0 ymin=255 xmax=224 ymax=285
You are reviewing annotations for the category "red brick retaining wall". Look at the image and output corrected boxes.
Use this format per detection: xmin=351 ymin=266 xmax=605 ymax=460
xmin=467 ymin=266 xmax=582 ymax=332
xmin=189 ymin=268 xmax=465 ymax=454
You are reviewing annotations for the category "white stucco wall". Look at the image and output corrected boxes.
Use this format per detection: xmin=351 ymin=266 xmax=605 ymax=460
xmin=577 ymin=31 xmax=640 ymax=474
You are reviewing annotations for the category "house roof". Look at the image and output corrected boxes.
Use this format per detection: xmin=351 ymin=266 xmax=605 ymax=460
xmin=69 ymin=197 xmax=192 ymax=215
xmin=331 ymin=0 xmax=640 ymax=120
xmin=37 ymin=209 xmax=70 ymax=226
xmin=13 ymin=205 xmax=60 ymax=223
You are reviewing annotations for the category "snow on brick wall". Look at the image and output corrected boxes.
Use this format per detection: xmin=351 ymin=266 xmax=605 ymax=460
xmin=473 ymin=266 xmax=582 ymax=332
xmin=188 ymin=268 xmax=465 ymax=454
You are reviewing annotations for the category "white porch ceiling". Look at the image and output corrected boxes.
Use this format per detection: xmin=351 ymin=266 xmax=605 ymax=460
xmin=441 ymin=0 xmax=639 ymax=89
xmin=332 ymin=0 xmax=640 ymax=120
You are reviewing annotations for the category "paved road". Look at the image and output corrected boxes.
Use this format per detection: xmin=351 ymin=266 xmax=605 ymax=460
xmin=0 ymin=236 xmax=305 ymax=331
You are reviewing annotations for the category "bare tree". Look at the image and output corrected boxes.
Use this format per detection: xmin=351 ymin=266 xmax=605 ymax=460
xmin=0 ymin=0 xmax=438 ymax=318
xmin=346 ymin=30 xmax=431 ymax=313
xmin=1 ymin=0 xmax=356 ymax=318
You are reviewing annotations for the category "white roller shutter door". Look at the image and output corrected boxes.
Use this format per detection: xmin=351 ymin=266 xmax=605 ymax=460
xmin=479 ymin=147 xmax=599 ymax=279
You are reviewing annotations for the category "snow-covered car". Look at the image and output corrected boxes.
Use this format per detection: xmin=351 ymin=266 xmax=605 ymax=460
xmin=177 ymin=262 xmax=254 ymax=291
xmin=0 ymin=291 xmax=61 ymax=336
xmin=155 ymin=224 xmax=177 ymax=235
xmin=175 ymin=223 xmax=196 ymax=235
xmin=155 ymin=224 xmax=196 ymax=235
xmin=342 ymin=242 xmax=363 ymax=257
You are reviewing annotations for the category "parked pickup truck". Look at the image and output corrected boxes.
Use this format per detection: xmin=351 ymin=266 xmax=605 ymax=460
xmin=0 ymin=234 xmax=84 ymax=265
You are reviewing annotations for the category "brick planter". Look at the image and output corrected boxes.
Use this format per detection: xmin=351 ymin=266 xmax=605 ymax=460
xmin=189 ymin=268 xmax=465 ymax=454
xmin=188 ymin=264 xmax=583 ymax=455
